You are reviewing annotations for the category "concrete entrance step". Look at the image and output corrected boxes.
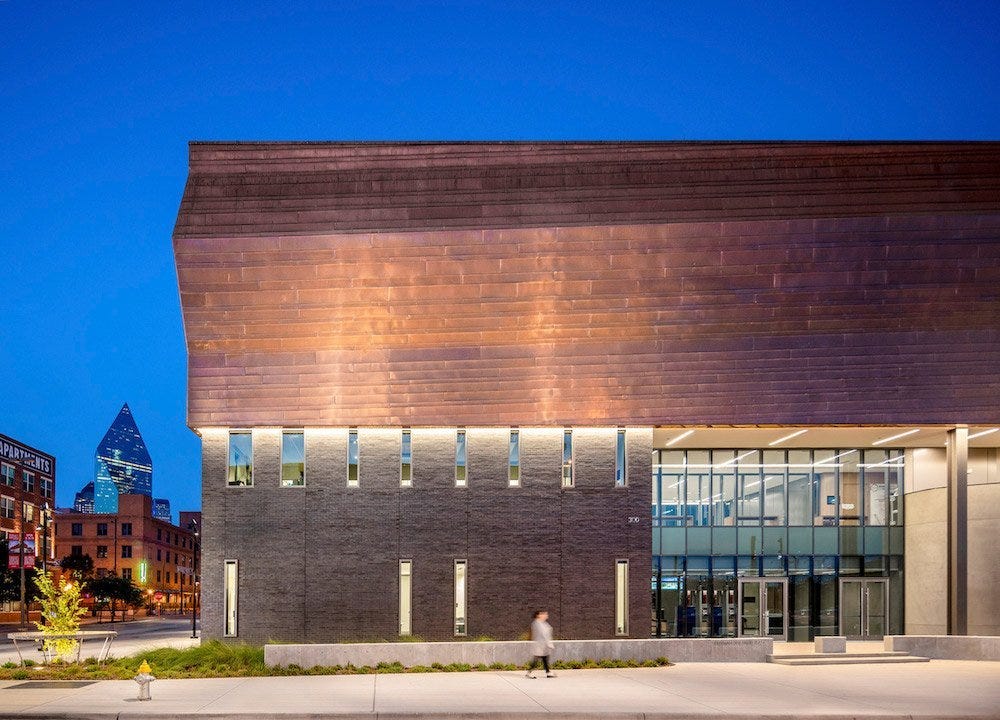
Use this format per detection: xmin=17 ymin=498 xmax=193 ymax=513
xmin=768 ymin=652 xmax=930 ymax=666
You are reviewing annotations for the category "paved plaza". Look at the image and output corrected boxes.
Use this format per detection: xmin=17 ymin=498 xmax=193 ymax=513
xmin=1 ymin=659 xmax=999 ymax=718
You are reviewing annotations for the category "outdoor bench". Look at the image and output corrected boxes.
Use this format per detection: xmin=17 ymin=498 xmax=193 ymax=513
xmin=6 ymin=630 xmax=118 ymax=666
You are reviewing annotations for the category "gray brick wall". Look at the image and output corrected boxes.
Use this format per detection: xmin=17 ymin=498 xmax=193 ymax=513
xmin=201 ymin=426 xmax=652 ymax=643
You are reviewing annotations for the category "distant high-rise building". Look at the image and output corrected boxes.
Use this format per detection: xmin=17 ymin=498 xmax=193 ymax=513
xmin=95 ymin=403 xmax=152 ymax=498
xmin=93 ymin=459 xmax=119 ymax=513
xmin=152 ymin=497 xmax=171 ymax=523
xmin=73 ymin=481 xmax=95 ymax=513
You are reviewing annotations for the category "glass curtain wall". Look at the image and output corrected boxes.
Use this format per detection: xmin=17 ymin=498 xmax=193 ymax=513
xmin=652 ymin=448 xmax=904 ymax=640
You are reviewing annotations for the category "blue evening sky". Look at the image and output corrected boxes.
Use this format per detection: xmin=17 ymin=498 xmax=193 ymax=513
xmin=2 ymin=1 xmax=998 ymax=518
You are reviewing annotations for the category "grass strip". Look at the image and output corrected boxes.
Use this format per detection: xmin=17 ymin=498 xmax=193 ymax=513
xmin=0 ymin=641 xmax=669 ymax=680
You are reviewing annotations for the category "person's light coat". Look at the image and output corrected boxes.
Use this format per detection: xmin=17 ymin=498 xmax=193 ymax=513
xmin=530 ymin=618 xmax=554 ymax=657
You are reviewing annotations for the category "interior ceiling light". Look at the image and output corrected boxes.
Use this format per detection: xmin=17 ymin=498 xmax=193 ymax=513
xmin=968 ymin=428 xmax=999 ymax=440
xmin=768 ymin=429 xmax=808 ymax=446
xmin=814 ymin=449 xmax=857 ymax=465
xmin=872 ymin=429 xmax=920 ymax=446
xmin=716 ymin=449 xmax=757 ymax=467
xmin=664 ymin=429 xmax=695 ymax=446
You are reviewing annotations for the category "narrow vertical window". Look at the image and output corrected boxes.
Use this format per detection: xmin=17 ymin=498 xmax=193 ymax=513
xmin=227 ymin=432 xmax=252 ymax=486
xmin=347 ymin=429 xmax=359 ymax=487
xmin=454 ymin=560 xmax=467 ymax=635
xmin=400 ymin=429 xmax=412 ymax=487
xmin=562 ymin=429 xmax=574 ymax=487
xmin=399 ymin=560 xmax=412 ymax=636
xmin=224 ymin=560 xmax=238 ymax=637
xmin=615 ymin=429 xmax=627 ymax=487
xmin=455 ymin=429 xmax=467 ymax=487
xmin=508 ymin=430 xmax=520 ymax=486
xmin=281 ymin=431 xmax=305 ymax=487
xmin=615 ymin=559 xmax=629 ymax=635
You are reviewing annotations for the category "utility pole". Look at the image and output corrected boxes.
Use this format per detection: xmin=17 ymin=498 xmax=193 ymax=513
xmin=190 ymin=519 xmax=199 ymax=639
xmin=41 ymin=502 xmax=50 ymax=574
xmin=19 ymin=525 xmax=27 ymax=627
xmin=15 ymin=466 xmax=28 ymax=628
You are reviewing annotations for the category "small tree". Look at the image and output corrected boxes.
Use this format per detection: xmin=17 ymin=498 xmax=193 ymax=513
xmin=0 ymin=568 xmax=19 ymax=605
xmin=0 ymin=544 xmax=40 ymax=604
xmin=34 ymin=570 xmax=87 ymax=662
xmin=59 ymin=554 xmax=94 ymax=581
xmin=89 ymin=574 xmax=144 ymax=621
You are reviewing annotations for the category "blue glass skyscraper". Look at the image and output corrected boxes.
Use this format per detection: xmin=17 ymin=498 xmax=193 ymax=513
xmin=93 ymin=459 xmax=119 ymax=513
xmin=95 ymin=403 xmax=152 ymax=498
xmin=73 ymin=482 xmax=95 ymax=513
xmin=152 ymin=498 xmax=171 ymax=522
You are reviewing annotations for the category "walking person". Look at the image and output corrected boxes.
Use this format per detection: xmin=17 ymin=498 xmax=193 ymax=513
xmin=525 ymin=610 xmax=556 ymax=678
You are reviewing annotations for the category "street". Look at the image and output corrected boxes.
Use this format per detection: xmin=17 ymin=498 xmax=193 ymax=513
xmin=0 ymin=616 xmax=199 ymax=665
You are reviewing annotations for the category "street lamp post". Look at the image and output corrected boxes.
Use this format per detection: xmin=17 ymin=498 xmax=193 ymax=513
xmin=18 ymin=525 xmax=27 ymax=628
xmin=190 ymin=520 xmax=199 ymax=639
xmin=41 ymin=502 xmax=50 ymax=574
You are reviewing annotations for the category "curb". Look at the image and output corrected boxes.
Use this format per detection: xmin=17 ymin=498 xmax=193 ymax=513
xmin=6 ymin=714 xmax=1000 ymax=720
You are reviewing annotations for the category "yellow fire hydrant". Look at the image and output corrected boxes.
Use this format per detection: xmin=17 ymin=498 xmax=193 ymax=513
xmin=134 ymin=660 xmax=155 ymax=701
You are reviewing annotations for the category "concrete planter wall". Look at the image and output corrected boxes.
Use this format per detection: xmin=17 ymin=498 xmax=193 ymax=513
xmin=264 ymin=638 xmax=773 ymax=668
xmin=886 ymin=635 xmax=1000 ymax=660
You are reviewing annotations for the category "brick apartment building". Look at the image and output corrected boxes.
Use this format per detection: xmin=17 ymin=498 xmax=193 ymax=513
xmin=1 ymin=434 xmax=55 ymax=598
xmin=173 ymin=142 xmax=1000 ymax=643
xmin=55 ymin=494 xmax=200 ymax=611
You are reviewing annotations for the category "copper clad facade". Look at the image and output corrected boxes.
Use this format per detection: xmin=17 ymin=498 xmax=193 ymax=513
xmin=173 ymin=142 xmax=1000 ymax=428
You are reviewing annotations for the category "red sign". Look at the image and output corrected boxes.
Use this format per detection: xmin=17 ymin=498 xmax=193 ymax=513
xmin=154 ymin=592 xmax=165 ymax=602
xmin=7 ymin=537 xmax=36 ymax=569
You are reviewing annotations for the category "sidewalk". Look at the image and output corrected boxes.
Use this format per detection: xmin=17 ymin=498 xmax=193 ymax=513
xmin=1 ymin=660 xmax=999 ymax=719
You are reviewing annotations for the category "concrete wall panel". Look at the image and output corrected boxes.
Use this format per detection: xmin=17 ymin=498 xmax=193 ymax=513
xmin=903 ymin=488 xmax=947 ymax=635
xmin=968 ymin=483 xmax=1000 ymax=635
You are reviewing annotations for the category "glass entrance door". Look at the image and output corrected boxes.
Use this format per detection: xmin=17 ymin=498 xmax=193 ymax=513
xmin=840 ymin=578 xmax=888 ymax=639
xmin=738 ymin=579 xmax=787 ymax=640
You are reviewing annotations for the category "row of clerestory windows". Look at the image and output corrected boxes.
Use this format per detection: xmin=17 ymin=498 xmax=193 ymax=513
xmin=226 ymin=429 xmax=630 ymax=489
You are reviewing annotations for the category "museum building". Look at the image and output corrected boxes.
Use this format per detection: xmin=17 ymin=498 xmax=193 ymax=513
xmin=172 ymin=142 xmax=1000 ymax=644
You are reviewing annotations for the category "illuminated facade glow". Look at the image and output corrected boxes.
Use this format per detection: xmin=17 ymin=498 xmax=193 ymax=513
xmin=173 ymin=142 xmax=1000 ymax=643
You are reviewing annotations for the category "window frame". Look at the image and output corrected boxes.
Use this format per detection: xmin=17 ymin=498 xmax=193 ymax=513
xmin=615 ymin=429 xmax=628 ymax=487
xmin=615 ymin=559 xmax=629 ymax=636
xmin=399 ymin=559 xmax=412 ymax=636
xmin=347 ymin=429 xmax=359 ymax=487
xmin=280 ymin=430 xmax=306 ymax=488
xmin=224 ymin=559 xmax=239 ymax=637
xmin=562 ymin=429 xmax=574 ymax=488
xmin=400 ymin=429 xmax=412 ymax=487
xmin=227 ymin=430 xmax=254 ymax=487
xmin=455 ymin=429 xmax=467 ymax=487
xmin=508 ymin=430 xmax=520 ymax=487
xmin=454 ymin=559 xmax=468 ymax=636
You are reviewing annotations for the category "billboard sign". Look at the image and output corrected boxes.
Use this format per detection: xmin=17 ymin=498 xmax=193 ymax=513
xmin=0 ymin=436 xmax=54 ymax=475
